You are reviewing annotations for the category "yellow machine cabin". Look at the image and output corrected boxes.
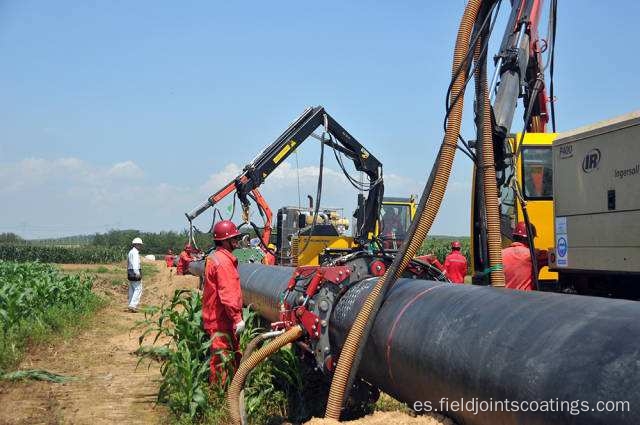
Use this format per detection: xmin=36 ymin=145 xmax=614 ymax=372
xmin=472 ymin=132 xmax=557 ymax=284
xmin=513 ymin=133 xmax=556 ymax=282
xmin=282 ymin=196 xmax=418 ymax=266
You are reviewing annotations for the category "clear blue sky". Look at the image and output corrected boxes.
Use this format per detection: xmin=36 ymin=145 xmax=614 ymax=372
xmin=1 ymin=1 xmax=638 ymax=238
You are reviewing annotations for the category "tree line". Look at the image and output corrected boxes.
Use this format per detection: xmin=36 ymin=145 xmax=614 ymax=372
xmin=1 ymin=228 xmax=262 ymax=255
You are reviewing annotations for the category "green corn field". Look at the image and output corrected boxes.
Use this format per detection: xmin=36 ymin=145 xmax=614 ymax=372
xmin=418 ymin=237 xmax=470 ymax=267
xmin=0 ymin=261 xmax=101 ymax=370
xmin=136 ymin=289 xmax=310 ymax=424
xmin=0 ymin=244 xmax=125 ymax=264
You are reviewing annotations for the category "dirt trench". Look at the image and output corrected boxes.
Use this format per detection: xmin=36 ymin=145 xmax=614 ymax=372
xmin=0 ymin=261 xmax=199 ymax=425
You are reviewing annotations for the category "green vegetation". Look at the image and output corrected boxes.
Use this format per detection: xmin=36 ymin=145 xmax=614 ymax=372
xmin=0 ymin=232 xmax=94 ymax=246
xmin=7 ymin=228 xmax=262 ymax=257
xmin=374 ymin=393 xmax=412 ymax=415
xmin=0 ymin=261 xmax=103 ymax=370
xmin=0 ymin=244 xmax=125 ymax=264
xmin=94 ymin=266 xmax=110 ymax=273
xmin=142 ymin=262 xmax=160 ymax=277
xmin=418 ymin=236 xmax=471 ymax=267
xmin=136 ymin=289 xmax=309 ymax=424
xmin=0 ymin=369 xmax=78 ymax=383
xmin=0 ymin=233 xmax=24 ymax=244
xmin=92 ymin=230 xmax=215 ymax=254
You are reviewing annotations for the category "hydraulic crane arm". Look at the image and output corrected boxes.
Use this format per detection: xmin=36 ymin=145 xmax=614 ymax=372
xmin=491 ymin=0 xmax=549 ymax=140
xmin=472 ymin=0 xmax=553 ymax=281
xmin=186 ymin=106 xmax=384 ymax=245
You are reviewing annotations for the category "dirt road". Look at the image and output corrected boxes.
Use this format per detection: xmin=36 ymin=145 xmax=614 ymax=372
xmin=0 ymin=261 xmax=199 ymax=425
xmin=0 ymin=261 xmax=453 ymax=425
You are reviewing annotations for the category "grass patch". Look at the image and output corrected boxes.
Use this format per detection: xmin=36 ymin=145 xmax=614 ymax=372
xmin=142 ymin=262 xmax=159 ymax=278
xmin=374 ymin=393 xmax=413 ymax=415
xmin=0 ymin=291 xmax=104 ymax=371
xmin=78 ymin=266 xmax=113 ymax=274
xmin=110 ymin=278 xmax=126 ymax=287
xmin=0 ymin=261 xmax=105 ymax=371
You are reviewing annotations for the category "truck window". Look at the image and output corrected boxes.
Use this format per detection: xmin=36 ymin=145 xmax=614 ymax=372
xmin=522 ymin=147 xmax=553 ymax=199
xmin=380 ymin=204 xmax=411 ymax=249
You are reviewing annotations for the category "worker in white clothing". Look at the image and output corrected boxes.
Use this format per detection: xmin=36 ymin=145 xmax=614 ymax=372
xmin=127 ymin=237 xmax=144 ymax=312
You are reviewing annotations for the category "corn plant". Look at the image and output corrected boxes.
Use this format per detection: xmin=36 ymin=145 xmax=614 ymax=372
xmin=136 ymin=289 xmax=307 ymax=424
xmin=0 ymin=260 xmax=99 ymax=369
xmin=136 ymin=289 xmax=211 ymax=419
xmin=0 ymin=244 xmax=125 ymax=264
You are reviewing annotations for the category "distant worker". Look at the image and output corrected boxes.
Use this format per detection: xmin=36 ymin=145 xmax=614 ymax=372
xmin=444 ymin=241 xmax=467 ymax=284
xmin=415 ymin=253 xmax=444 ymax=272
xmin=164 ymin=249 xmax=175 ymax=278
xmin=127 ymin=237 xmax=144 ymax=312
xmin=202 ymin=220 xmax=245 ymax=384
xmin=176 ymin=243 xmax=194 ymax=275
xmin=502 ymin=222 xmax=548 ymax=291
xmin=262 ymin=244 xmax=277 ymax=266
xmin=164 ymin=249 xmax=175 ymax=268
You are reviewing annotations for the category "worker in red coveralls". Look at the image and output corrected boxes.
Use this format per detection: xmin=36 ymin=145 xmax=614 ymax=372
xmin=444 ymin=241 xmax=467 ymax=283
xmin=176 ymin=244 xmax=193 ymax=275
xmin=164 ymin=249 xmax=175 ymax=278
xmin=202 ymin=220 xmax=244 ymax=385
xmin=502 ymin=222 xmax=548 ymax=291
xmin=164 ymin=249 xmax=174 ymax=268
xmin=262 ymin=244 xmax=277 ymax=266
xmin=415 ymin=253 xmax=444 ymax=272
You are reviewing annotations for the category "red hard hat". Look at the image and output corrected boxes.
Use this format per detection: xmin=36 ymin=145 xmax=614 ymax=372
xmin=451 ymin=241 xmax=461 ymax=249
xmin=513 ymin=221 xmax=536 ymax=238
xmin=213 ymin=220 xmax=241 ymax=241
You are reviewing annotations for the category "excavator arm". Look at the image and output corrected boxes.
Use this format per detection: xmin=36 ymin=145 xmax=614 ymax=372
xmin=186 ymin=105 xmax=384 ymax=246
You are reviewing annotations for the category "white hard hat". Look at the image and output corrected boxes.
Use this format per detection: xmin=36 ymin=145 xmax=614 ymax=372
xmin=132 ymin=237 xmax=144 ymax=245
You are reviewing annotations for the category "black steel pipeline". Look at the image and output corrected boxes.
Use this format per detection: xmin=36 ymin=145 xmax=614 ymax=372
xmin=238 ymin=264 xmax=640 ymax=425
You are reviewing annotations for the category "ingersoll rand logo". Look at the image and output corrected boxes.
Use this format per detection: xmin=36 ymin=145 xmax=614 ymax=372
xmin=582 ymin=148 xmax=601 ymax=173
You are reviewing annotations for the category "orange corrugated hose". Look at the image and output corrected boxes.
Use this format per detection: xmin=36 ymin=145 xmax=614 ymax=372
xmin=475 ymin=28 xmax=506 ymax=287
xmin=324 ymin=0 xmax=484 ymax=419
xmin=227 ymin=326 xmax=303 ymax=425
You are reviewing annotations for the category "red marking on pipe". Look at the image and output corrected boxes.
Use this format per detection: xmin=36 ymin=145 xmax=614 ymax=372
xmin=385 ymin=284 xmax=447 ymax=386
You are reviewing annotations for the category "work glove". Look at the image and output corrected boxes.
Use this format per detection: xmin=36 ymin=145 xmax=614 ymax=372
xmin=234 ymin=320 xmax=245 ymax=335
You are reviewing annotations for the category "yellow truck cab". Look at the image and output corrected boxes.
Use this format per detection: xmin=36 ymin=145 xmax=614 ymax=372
xmin=286 ymin=196 xmax=418 ymax=266
xmin=472 ymin=132 xmax=557 ymax=285
xmin=378 ymin=196 xmax=418 ymax=251
xmin=513 ymin=133 xmax=557 ymax=283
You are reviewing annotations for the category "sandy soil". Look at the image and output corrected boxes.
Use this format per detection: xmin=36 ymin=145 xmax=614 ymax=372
xmin=0 ymin=260 xmax=200 ymax=425
xmin=306 ymin=411 xmax=455 ymax=425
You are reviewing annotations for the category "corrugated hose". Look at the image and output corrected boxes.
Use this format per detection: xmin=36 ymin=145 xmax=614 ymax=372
xmin=324 ymin=0 xmax=484 ymax=419
xmin=227 ymin=326 xmax=303 ymax=425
